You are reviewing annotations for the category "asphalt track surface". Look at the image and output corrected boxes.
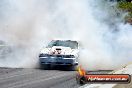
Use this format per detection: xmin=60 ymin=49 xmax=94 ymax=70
xmin=0 ymin=68 xmax=113 ymax=88
xmin=0 ymin=68 xmax=80 ymax=88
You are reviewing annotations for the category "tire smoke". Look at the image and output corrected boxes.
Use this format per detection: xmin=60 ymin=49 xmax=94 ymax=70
xmin=0 ymin=0 xmax=131 ymax=69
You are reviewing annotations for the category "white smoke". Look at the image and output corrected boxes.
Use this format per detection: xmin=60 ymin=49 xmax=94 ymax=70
xmin=0 ymin=0 xmax=131 ymax=69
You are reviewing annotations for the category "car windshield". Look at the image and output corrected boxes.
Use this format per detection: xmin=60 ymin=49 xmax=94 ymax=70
xmin=47 ymin=40 xmax=78 ymax=49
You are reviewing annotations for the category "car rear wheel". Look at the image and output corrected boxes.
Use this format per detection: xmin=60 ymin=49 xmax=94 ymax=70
xmin=68 ymin=65 xmax=77 ymax=71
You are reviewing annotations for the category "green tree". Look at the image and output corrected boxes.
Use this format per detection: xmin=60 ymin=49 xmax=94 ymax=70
xmin=117 ymin=1 xmax=132 ymax=11
xmin=117 ymin=1 xmax=132 ymax=24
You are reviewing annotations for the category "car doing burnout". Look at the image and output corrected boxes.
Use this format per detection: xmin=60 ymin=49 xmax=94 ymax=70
xmin=39 ymin=40 xmax=79 ymax=70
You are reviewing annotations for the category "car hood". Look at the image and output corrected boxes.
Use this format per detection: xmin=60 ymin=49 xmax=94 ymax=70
xmin=40 ymin=46 xmax=78 ymax=56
